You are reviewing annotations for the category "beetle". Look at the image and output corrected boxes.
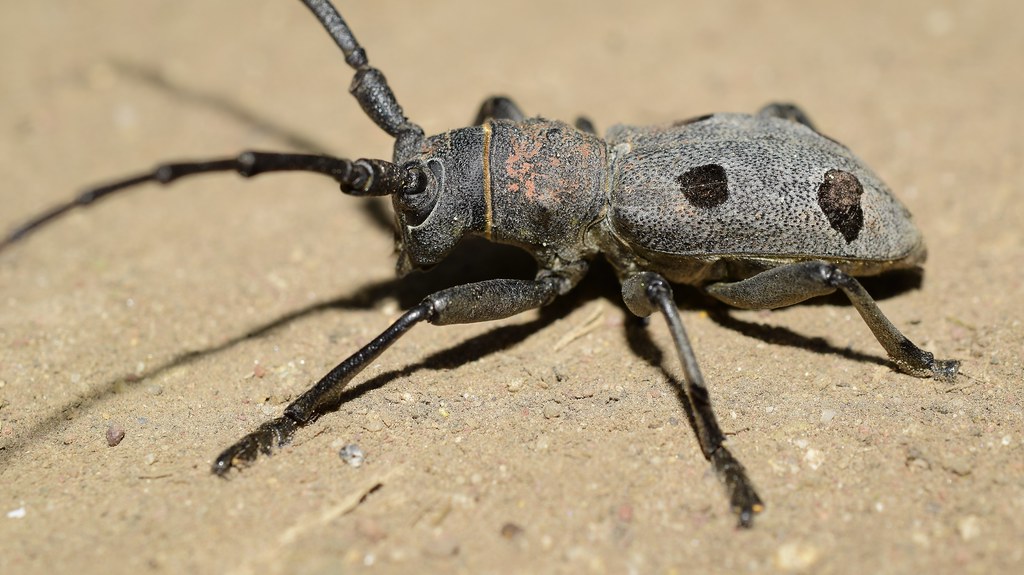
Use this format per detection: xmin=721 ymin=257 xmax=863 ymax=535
xmin=0 ymin=0 xmax=959 ymax=528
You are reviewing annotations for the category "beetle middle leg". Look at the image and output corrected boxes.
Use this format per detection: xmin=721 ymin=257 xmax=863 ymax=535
xmin=213 ymin=271 xmax=580 ymax=475
xmin=622 ymin=271 xmax=764 ymax=528
xmin=705 ymin=260 xmax=960 ymax=380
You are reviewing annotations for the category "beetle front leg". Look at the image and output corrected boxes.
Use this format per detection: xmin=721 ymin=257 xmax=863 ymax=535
xmin=213 ymin=272 xmax=577 ymax=475
xmin=705 ymin=261 xmax=960 ymax=380
xmin=622 ymin=272 xmax=764 ymax=528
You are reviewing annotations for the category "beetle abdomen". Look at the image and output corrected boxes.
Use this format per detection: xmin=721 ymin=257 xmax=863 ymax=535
xmin=606 ymin=114 xmax=924 ymax=272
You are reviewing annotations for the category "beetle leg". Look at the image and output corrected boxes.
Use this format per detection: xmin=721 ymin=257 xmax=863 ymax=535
xmin=574 ymin=116 xmax=597 ymax=134
xmin=622 ymin=271 xmax=764 ymax=528
xmin=213 ymin=272 xmax=580 ymax=475
xmin=757 ymin=102 xmax=816 ymax=130
xmin=472 ymin=96 xmax=598 ymax=135
xmin=474 ymin=96 xmax=526 ymax=124
xmin=473 ymin=96 xmax=599 ymax=135
xmin=706 ymin=261 xmax=960 ymax=381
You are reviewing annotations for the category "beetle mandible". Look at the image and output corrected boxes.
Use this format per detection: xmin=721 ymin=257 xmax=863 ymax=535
xmin=0 ymin=0 xmax=960 ymax=528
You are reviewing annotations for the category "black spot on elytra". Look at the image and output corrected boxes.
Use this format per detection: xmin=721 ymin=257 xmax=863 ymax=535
xmin=677 ymin=164 xmax=729 ymax=209
xmin=817 ymin=169 xmax=864 ymax=243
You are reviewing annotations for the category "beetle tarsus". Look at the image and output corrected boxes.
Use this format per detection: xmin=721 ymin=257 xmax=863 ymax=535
xmin=622 ymin=271 xmax=765 ymax=526
xmin=929 ymin=357 xmax=961 ymax=382
xmin=212 ymin=415 xmax=300 ymax=476
xmin=710 ymin=446 xmax=764 ymax=528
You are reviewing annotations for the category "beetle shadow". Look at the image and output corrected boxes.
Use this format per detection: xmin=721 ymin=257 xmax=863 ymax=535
xmin=616 ymin=277 xmax=903 ymax=455
xmin=786 ymin=268 xmax=925 ymax=307
xmin=299 ymin=301 xmax=570 ymax=416
xmin=110 ymin=59 xmax=334 ymax=156
xmin=620 ymin=269 xmax=930 ymax=386
xmin=0 ymin=238 xmax=555 ymax=469
xmin=702 ymin=309 xmax=889 ymax=368
xmin=109 ymin=59 xmax=399 ymax=234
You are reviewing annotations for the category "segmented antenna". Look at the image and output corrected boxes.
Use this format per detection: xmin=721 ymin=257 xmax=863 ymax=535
xmin=301 ymin=0 xmax=370 ymax=68
xmin=300 ymin=0 xmax=422 ymax=139
xmin=0 ymin=0 xmax=427 ymax=252
xmin=0 ymin=153 xmax=422 ymax=251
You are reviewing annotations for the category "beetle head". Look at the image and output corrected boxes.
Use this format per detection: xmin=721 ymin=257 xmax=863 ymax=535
xmin=391 ymin=128 xmax=486 ymax=275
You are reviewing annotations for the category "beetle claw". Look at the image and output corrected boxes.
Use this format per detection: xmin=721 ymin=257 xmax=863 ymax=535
xmin=931 ymin=358 xmax=961 ymax=383
xmin=710 ymin=446 xmax=764 ymax=528
xmin=211 ymin=415 xmax=299 ymax=476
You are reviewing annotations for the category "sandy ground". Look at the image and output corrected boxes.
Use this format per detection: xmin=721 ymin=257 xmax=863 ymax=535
xmin=1 ymin=1 xmax=1022 ymax=573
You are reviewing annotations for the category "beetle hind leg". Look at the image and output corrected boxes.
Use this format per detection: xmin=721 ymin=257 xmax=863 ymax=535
xmin=758 ymin=102 xmax=816 ymax=130
xmin=706 ymin=261 xmax=960 ymax=381
xmin=622 ymin=272 xmax=764 ymax=528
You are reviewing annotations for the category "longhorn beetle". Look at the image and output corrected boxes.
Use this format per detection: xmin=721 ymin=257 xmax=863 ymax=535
xmin=0 ymin=0 xmax=960 ymax=528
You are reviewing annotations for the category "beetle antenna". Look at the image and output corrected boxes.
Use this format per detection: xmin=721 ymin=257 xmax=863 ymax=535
xmin=300 ymin=0 xmax=423 ymax=143
xmin=0 ymin=152 xmax=424 ymax=252
xmin=2 ymin=0 xmax=430 ymax=253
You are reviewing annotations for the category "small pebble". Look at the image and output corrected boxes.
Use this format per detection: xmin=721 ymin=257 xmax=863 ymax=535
xmin=616 ymin=503 xmax=634 ymax=523
xmin=339 ymin=444 xmax=365 ymax=467
xmin=535 ymin=434 xmax=550 ymax=451
xmin=774 ymin=541 xmax=820 ymax=571
xmin=500 ymin=522 xmax=525 ymax=539
xmin=424 ymin=534 xmax=460 ymax=557
xmin=106 ymin=423 xmax=126 ymax=447
xmin=804 ymin=448 xmax=824 ymax=470
xmin=363 ymin=414 xmax=384 ymax=432
xmin=957 ymin=515 xmax=981 ymax=541
xmin=820 ymin=409 xmax=836 ymax=424
xmin=942 ymin=455 xmax=973 ymax=476
xmin=906 ymin=447 xmax=931 ymax=471
xmin=542 ymin=402 xmax=561 ymax=419
xmin=356 ymin=517 xmax=386 ymax=543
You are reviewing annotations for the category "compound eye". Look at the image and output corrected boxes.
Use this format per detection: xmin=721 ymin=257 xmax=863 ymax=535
xmin=396 ymin=160 xmax=440 ymax=226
